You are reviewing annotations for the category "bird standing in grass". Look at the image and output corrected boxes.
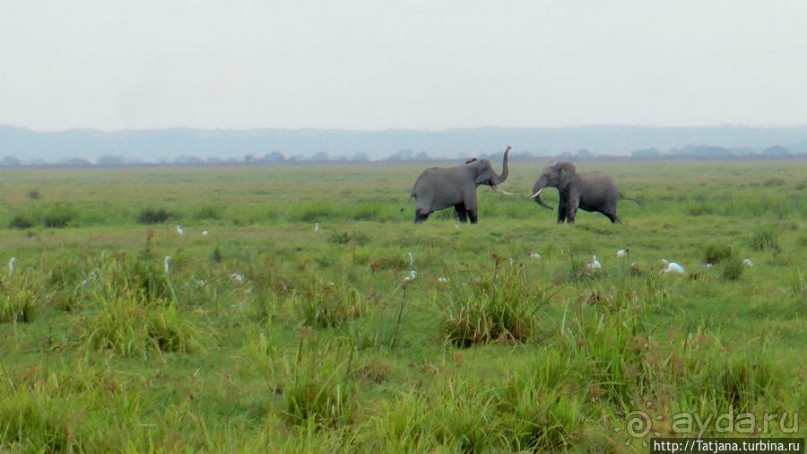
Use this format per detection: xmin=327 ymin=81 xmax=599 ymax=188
xmin=8 ymin=257 xmax=16 ymax=277
xmin=164 ymin=256 xmax=171 ymax=273
xmin=616 ymin=249 xmax=629 ymax=258
xmin=403 ymin=252 xmax=417 ymax=283
xmin=661 ymin=259 xmax=685 ymax=274
xmin=585 ymin=255 xmax=602 ymax=272
xmin=176 ymin=225 xmax=184 ymax=235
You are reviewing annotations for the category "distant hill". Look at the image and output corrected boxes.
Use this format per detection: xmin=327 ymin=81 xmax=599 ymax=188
xmin=1 ymin=125 xmax=807 ymax=164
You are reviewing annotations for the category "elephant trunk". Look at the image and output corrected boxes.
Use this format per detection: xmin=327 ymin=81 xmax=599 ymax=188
xmin=530 ymin=179 xmax=554 ymax=210
xmin=492 ymin=145 xmax=511 ymax=185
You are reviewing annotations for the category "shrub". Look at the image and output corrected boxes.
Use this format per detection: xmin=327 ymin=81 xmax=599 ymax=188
xmin=703 ymin=242 xmax=733 ymax=264
xmin=8 ymin=215 xmax=33 ymax=230
xmin=137 ymin=207 xmax=176 ymax=224
xmin=40 ymin=206 xmax=74 ymax=228
xmin=194 ymin=205 xmax=222 ymax=220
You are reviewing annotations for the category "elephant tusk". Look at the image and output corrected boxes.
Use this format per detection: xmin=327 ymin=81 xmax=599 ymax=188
xmin=491 ymin=185 xmax=513 ymax=196
xmin=528 ymin=188 xmax=544 ymax=199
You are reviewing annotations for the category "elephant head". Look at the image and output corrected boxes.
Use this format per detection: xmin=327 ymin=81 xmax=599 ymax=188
xmin=529 ymin=161 xmax=576 ymax=210
xmin=410 ymin=145 xmax=511 ymax=224
xmin=469 ymin=146 xmax=511 ymax=194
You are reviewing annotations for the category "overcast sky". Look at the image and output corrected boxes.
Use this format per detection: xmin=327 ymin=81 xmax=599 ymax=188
xmin=2 ymin=1 xmax=807 ymax=132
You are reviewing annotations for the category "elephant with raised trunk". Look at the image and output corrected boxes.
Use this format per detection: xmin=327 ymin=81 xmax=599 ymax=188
xmin=410 ymin=145 xmax=511 ymax=224
xmin=530 ymin=161 xmax=638 ymax=224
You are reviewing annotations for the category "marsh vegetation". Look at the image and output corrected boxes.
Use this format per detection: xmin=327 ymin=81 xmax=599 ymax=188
xmin=1 ymin=161 xmax=806 ymax=451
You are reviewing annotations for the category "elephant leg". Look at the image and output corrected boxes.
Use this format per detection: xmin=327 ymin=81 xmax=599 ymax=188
xmin=414 ymin=208 xmax=431 ymax=223
xmin=454 ymin=204 xmax=469 ymax=223
xmin=567 ymin=208 xmax=577 ymax=224
xmin=565 ymin=194 xmax=581 ymax=224
xmin=557 ymin=198 xmax=568 ymax=223
xmin=464 ymin=194 xmax=479 ymax=224
xmin=606 ymin=213 xmax=621 ymax=223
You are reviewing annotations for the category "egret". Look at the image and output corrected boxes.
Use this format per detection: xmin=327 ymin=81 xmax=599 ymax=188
xmin=408 ymin=252 xmax=415 ymax=270
xmin=616 ymin=249 xmax=629 ymax=258
xmin=202 ymin=230 xmax=209 ymax=236
xmin=403 ymin=269 xmax=417 ymax=283
xmin=164 ymin=256 xmax=171 ymax=273
xmin=315 ymin=223 xmax=320 ymax=232
xmin=743 ymin=258 xmax=754 ymax=267
xmin=661 ymin=259 xmax=685 ymax=274
xmin=176 ymin=225 xmax=184 ymax=235
xmin=8 ymin=257 xmax=16 ymax=276
xmin=585 ymin=255 xmax=602 ymax=272
xmin=438 ymin=277 xmax=449 ymax=283
xmin=530 ymin=253 xmax=542 ymax=259
xmin=231 ymin=273 xmax=245 ymax=283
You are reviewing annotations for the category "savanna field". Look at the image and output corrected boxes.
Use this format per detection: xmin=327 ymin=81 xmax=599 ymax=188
xmin=1 ymin=160 xmax=806 ymax=452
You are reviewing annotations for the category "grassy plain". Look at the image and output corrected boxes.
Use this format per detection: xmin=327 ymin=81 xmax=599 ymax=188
xmin=1 ymin=160 xmax=806 ymax=452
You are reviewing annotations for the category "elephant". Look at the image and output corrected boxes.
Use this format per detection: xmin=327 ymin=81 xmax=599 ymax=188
xmin=529 ymin=161 xmax=638 ymax=224
xmin=409 ymin=145 xmax=511 ymax=224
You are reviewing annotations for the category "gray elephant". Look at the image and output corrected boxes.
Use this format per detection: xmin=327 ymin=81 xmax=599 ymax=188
xmin=529 ymin=161 xmax=638 ymax=224
xmin=410 ymin=146 xmax=511 ymax=224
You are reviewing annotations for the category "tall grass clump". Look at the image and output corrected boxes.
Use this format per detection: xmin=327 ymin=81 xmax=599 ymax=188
xmin=498 ymin=350 xmax=584 ymax=451
xmin=438 ymin=255 xmax=549 ymax=347
xmin=703 ymin=242 xmax=733 ymax=265
xmin=0 ymin=275 xmax=37 ymax=323
xmin=75 ymin=291 xmax=204 ymax=356
xmin=746 ymin=227 xmax=780 ymax=252
xmin=296 ymin=281 xmax=366 ymax=329
xmin=720 ymin=256 xmax=745 ymax=281
xmin=0 ymin=380 xmax=81 ymax=452
xmin=72 ymin=256 xmax=205 ymax=356
xmin=280 ymin=339 xmax=355 ymax=428
xmin=677 ymin=347 xmax=789 ymax=418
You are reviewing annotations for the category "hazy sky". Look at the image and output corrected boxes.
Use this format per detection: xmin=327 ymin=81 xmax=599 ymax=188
xmin=2 ymin=1 xmax=807 ymax=131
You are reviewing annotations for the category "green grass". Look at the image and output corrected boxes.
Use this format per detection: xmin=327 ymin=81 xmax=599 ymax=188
xmin=1 ymin=161 xmax=806 ymax=452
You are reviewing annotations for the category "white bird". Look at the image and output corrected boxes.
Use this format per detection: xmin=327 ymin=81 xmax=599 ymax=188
xmin=585 ymin=255 xmax=602 ymax=272
xmin=408 ymin=251 xmax=415 ymax=269
xmin=661 ymin=259 xmax=685 ymax=274
xmin=231 ymin=273 xmax=245 ymax=283
xmin=403 ymin=269 xmax=417 ymax=283
xmin=616 ymin=249 xmax=629 ymax=258
xmin=437 ymin=277 xmax=449 ymax=283
xmin=164 ymin=256 xmax=171 ymax=273
xmin=176 ymin=225 xmax=184 ymax=235
xmin=743 ymin=258 xmax=754 ymax=267
xmin=315 ymin=223 xmax=320 ymax=232
xmin=8 ymin=257 xmax=16 ymax=276
xmin=202 ymin=230 xmax=209 ymax=236
xmin=530 ymin=253 xmax=542 ymax=259
xmin=700 ymin=263 xmax=714 ymax=269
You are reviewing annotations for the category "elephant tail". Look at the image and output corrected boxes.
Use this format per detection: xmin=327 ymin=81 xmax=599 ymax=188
xmin=620 ymin=193 xmax=640 ymax=205
xmin=401 ymin=192 xmax=415 ymax=212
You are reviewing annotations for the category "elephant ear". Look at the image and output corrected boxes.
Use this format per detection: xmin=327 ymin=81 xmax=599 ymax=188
xmin=559 ymin=162 xmax=576 ymax=186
